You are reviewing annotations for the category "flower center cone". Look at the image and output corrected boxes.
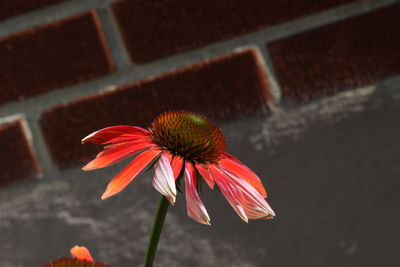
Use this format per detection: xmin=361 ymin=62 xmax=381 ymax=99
xmin=150 ymin=111 xmax=226 ymax=163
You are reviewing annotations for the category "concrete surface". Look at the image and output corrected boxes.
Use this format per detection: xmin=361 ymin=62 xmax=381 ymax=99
xmin=1 ymin=80 xmax=400 ymax=267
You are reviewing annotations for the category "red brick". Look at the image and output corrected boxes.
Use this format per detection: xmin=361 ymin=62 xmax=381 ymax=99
xmin=112 ymin=0 xmax=356 ymax=63
xmin=0 ymin=11 xmax=114 ymax=105
xmin=0 ymin=119 xmax=40 ymax=187
xmin=39 ymin=49 xmax=271 ymax=168
xmin=268 ymin=3 xmax=400 ymax=102
xmin=0 ymin=0 xmax=67 ymax=21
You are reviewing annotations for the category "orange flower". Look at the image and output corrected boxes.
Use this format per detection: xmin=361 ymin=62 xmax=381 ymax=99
xmin=42 ymin=246 xmax=108 ymax=267
xmin=83 ymin=111 xmax=275 ymax=224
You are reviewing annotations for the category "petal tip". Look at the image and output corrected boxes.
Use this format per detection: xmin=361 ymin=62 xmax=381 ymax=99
xmin=198 ymin=218 xmax=211 ymax=225
xmin=101 ymin=192 xmax=111 ymax=200
xmin=82 ymin=165 xmax=92 ymax=171
xmin=167 ymin=196 xmax=176 ymax=205
xmin=266 ymin=205 xmax=276 ymax=217
xmin=81 ymin=133 xmax=94 ymax=144
xmin=265 ymin=214 xmax=274 ymax=220
xmin=70 ymin=245 xmax=94 ymax=261
xmin=203 ymin=215 xmax=211 ymax=225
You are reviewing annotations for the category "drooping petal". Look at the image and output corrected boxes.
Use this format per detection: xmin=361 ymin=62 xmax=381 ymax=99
xmin=219 ymin=154 xmax=267 ymax=198
xmin=167 ymin=154 xmax=184 ymax=180
xmin=83 ymin=139 xmax=155 ymax=170
xmin=222 ymin=168 xmax=275 ymax=219
xmin=101 ymin=147 xmax=160 ymax=200
xmin=221 ymin=152 xmax=241 ymax=163
xmin=209 ymin=165 xmax=248 ymax=222
xmin=82 ymin=125 xmax=150 ymax=144
xmin=152 ymin=152 xmax=177 ymax=204
xmin=208 ymin=164 xmax=275 ymax=221
xmin=195 ymin=163 xmax=215 ymax=189
xmin=184 ymin=163 xmax=211 ymax=225
xmin=70 ymin=246 xmax=94 ymax=262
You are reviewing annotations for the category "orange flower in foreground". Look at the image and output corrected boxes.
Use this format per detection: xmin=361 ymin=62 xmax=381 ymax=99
xmin=82 ymin=111 xmax=275 ymax=224
xmin=42 ymin=246 xmax=108 ymax=267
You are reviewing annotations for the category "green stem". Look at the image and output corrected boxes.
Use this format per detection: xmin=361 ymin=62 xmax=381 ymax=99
xmin=143 ymin=196 xmax=170 ymax=267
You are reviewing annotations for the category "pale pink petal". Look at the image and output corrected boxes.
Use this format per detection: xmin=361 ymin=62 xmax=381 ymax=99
xmin=184 ymin=163 xmax=211 ymax=225
xmin=195 ymin=163 xmax=215 ymax=189
xmin=222 ymin=168 xmax=275 ymax=219
xmin=152 ymin=152 xmax=177 ymax=204
xmin=101 ymin=147 xmax=160 ymax=200
xmin=219 ymin=155 xmax=267 ymax=198
xmin=70 ymin=246 xmax=94 ymax=262
xmin=209 ymin=165 xmax=247 ymax=222
xmin=208 ymin=164 xmax=275 ymax=221
xmin=233 ymin=188 xmax=273 ymax=219
xmin=83 ymin=139 xmax=155 ymax=170
xmin=82 ymin=126 xmax=150 ymax=144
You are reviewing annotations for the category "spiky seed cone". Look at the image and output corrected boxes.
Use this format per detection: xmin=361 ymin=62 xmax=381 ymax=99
xmin=42 ymin=258 xmax=108 ymax=267
xmin=150 ymin=111 xmax=226 ymax=163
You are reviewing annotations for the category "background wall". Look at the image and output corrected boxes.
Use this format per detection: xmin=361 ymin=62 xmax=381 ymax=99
xmin=0 ymin=0 xmax=399 ymax=266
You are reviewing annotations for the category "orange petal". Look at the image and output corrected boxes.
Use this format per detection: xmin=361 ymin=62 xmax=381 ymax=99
xmin=82 ymin=125 xmax=149 ymax=144
xmin=101 ymin=147 xmax=160 ymax=199
xmin=83 ymin=139 xmax=155 ymax=170
xmin=219 ymin=155 xmax=267 ymax=198
xmin=70 ymin=246 xmax=94 ymax=262
xmin=171 ymin=156 xmax=184 ymax=180
xmin=221 ymin=152 xmax=241 ymax=163
xmin=165 ymin=153 xmax=184 ymax=179
xmin=195 ymin=163 xmax=215 ymax=189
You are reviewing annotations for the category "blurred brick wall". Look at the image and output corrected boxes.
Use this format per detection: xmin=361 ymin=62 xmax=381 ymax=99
xmin=0 ymin=0 xmax=399 ymax=185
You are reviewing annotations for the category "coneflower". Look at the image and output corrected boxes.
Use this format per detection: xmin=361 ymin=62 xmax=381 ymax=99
xmin=82 ymin=111 xmax=275 ymax=267
xmin=42 ymin=246 xmax=107 ymax=267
